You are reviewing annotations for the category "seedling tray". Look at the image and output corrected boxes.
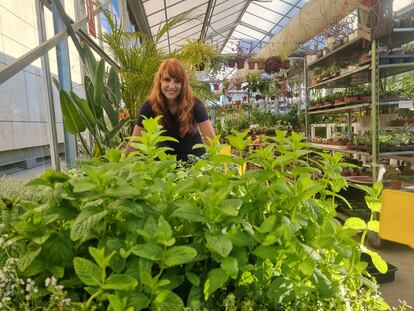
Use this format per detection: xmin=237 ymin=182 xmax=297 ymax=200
xmin=361 ymin=253 xmax=398 ymax=284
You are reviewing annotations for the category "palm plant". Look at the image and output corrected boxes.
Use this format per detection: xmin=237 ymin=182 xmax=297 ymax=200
xmin=101 ymin=9 xmax=196 ymax=119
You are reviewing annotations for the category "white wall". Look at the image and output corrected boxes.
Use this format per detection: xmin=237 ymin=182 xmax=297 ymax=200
xmin=0 ymin=0 xmax=86 ymax=154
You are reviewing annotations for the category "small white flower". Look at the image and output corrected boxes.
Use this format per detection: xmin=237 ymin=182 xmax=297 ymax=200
xmin=45 ymin=277 xmax=51 ymax=287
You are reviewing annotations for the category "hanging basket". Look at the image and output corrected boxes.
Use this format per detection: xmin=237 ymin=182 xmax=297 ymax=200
xmin=264 ymin=56 xmax=282 ymax=74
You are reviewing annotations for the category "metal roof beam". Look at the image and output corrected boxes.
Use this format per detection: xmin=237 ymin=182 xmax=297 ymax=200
xmin=219 ymin=0 xmax=252 ymax=54
xmin=0 ymin=0 xmax=116 ymax=85
xmin=239 ymin=21 xmax=273 ymax=37
xmin=250 ymin=0 xmax=301 ymax=53
xmin=157 ymin=21 xmax=203 ymax=45
xmin=200 ymin=0 xmax=216 ymax=40
xmin=151 ymin=2 xmax=207 ymax=29
xmin=127 ymin=0 xmax=152 ymax=38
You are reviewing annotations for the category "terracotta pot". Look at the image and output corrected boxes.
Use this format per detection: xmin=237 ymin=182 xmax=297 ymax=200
xmin=391 ymin=179 xmax=402 ymax=190
xmin=228 ymin=59 xmax=236 ymax=68
xmin=257 ymin=61 xmax=264 ymax=70
xmin=213 ymin=83 xmax=219 ymax=91
xmin=344 ymin=96 xmax=358 ymax=102
xmin=360 ymin=96 xmax=372 ymax=102
xmin=248 ymin=61 xmax=255 ymax=70
xmin=335 ymin=98 xmax=345 ymax=104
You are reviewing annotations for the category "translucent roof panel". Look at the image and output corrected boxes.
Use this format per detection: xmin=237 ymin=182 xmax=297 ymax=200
xmin=136 ymin=0 xmax=309 ymax=55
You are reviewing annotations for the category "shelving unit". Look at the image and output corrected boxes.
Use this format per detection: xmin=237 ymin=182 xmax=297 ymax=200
xmin=305 ymin=2 xmax=414 ymax=191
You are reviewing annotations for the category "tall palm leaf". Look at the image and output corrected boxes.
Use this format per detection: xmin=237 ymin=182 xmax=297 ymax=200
xmin=101 ymin=8 xmax=198 ymax=120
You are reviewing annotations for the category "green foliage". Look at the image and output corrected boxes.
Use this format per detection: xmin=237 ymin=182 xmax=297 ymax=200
xmin=55 ymin=44 xmax=130 ymax=158
xmin=0 ymin=119 xmax=391 ymax=310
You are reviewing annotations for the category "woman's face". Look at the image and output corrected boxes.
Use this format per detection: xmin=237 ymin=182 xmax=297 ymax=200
xmin=161 ymin=74 xmax=182 ymax=103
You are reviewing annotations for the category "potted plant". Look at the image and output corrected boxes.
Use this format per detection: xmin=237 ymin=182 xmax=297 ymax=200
xmin=264 ymin=56 xmax=282 ymax=74
xmin=180 ymin=39 xmax=218 ymax=71
xmin=222 ymin=78 xmax=231 ymax=93
xmin=231 ymin=75 xmax=245 ymax=90
xmin=344 ymin=87 xmax=359 ymax=102
xmin=334 ymin=90 xmax=345 ymax=104
xmin=385 ymin=166 xmax=402 ymax=189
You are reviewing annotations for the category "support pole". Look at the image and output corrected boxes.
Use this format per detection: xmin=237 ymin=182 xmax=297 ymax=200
xmin=304 ymin=56 xmax=310 ymax=142
xmin=36 ymin=0 xmax=60 ymax=171
xmin=52 ymin=0 xmax=76 ymax=167
xmin=371 ymin=39 xmax=379 ymax=181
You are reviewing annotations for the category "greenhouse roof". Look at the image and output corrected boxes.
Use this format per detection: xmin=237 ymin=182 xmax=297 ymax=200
xmin=128 ymin=0 xmax=309 ymax=55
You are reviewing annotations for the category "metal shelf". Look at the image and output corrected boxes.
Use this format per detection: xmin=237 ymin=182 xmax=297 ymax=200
xmin=308 ymin=64 xmax=370 ymax=89
xmin=310 ymin=143 xmax=414 ymax=158
xmin=308 ymin=102 xmax=370 ymax=115
xmin=307 ymin=99 xmax=400 ymax=115
xmin=308 ymin=61 xmax=414 ymax=89
xmin=307 ymin=37 xmax=369 ymax=69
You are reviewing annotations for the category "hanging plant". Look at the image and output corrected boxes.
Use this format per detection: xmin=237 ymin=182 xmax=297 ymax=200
xmin=264 ymin=56 xmax=282 ymax=74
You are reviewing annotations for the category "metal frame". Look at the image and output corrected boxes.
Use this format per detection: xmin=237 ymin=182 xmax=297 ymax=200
xmin=200 ymin=0 xmax=217 ymax=40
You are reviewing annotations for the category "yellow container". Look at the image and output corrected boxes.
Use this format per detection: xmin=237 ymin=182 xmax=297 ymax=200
xmin=380 ymin=189 xmax=414 ymax=248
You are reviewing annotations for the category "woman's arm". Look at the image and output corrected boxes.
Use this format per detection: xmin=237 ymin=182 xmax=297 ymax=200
xmin=198 ymin=120 xmax=216 ymax=145
xmin=125 ymin=125 xmax=143 ymax=156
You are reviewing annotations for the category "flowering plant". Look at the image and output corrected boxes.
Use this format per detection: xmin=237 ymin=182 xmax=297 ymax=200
xmin=230 ymin=75 xmax=245 ymax=86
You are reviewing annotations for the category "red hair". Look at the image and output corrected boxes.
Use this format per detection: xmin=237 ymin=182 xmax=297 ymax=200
xmin=149 ymin=58 xmax=195 ymax=137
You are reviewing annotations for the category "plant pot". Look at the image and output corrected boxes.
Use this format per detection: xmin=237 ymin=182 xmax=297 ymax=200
xmin=391 ymin=179 xmax=402 ymax=189
xmin=228 ymin=59 xmax=236 ymax=68
xmin=344 ymin=96 xmax=358 ymax=103
xmin=235 ymin=84 xmax=241 ymax=90
xmin=282 ymin=59 xmax=290 ymax=69
xmin=360 ymin=96 xmax=372 ymax=102
xmin=334 ymin=98 xmax=345 ymax=104
xmin=257 ymin=61 xmax=264 ymax=70
xmin=213 ymin=83 xmax=219 ymax=91
xmin=248 ymin=61 xmax=255 ymax=70
xmin=236 ymin=58 xmax=245 ymax=69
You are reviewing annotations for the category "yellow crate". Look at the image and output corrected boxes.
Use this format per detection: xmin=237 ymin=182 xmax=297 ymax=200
xmin=380 ymin=189 xmax=414 ymax=248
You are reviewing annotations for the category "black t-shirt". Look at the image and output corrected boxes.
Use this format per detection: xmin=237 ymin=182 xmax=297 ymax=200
xmin=136 ymin=98 xmax=209 ymax=161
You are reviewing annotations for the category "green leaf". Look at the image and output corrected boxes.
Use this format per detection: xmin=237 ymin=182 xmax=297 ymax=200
xmin=17 ymin=248 xmax=42 ymax=272
xmin=70 ymin=91 xmax=97 ymax=127
xmin=102 ymin=96 xmax=119 ymax=127
xmin=152 ymin=290 xmax=184 ymax=311
xmin=128 ymin=293 xmax=150 ymax=310
xmin=89 ymin=247 xmax=106 ymax=269
xmin=103 ymin=274 xmax=138 ymax=290
xmin=73 ymin=182 xmax=97 ymax=193
xmin=344 ymin=217 xmax=367 ymax=230
xmin=366 ymin=249 xmax=388 ymax=274
xmin=71 ymin=210 xmax=108 ymax=241
xmin=42 ymin=233 xmax=73 ymax=268
xmin=260 ymin=215 xmax=277 ymax=233
xmin=171 ymin=202 xmax=205 ymax=222
xmin=185 ymin=272 xmax=200 ymax=286
xmin=204 ymin=268 xmax=228 ymax=300
xmin=205 ymin=233 xmax=233 ymax=257
xmin=365 ymin=197 xmax=381 ymax=212
xmin=94 ymin=59 xmax=105 ymax=108
xmin=220 ymin=199 xmax=242 ymax=216
xmin=367 ymin=220 xmax=380 ymax=232
xmin=73 ymin=257 xmax=102 ymax=286
xmin=157 ymin=216 xmax=174 ymax=246
xmin=220 ymin=256 xmax=238 ymax=279
xmin=164 ymin=246 xmax=197 ymax=267
xmin=267 ymin=277 xmax=293 ymax=303
xmin=108 ymin=294 xmax=126 ymax=311
xmin=131 ymin=244 xmax=163 ymax=261
xmin=59 ymin=90 xmax=86 ymax=134
xmin=254 ymin=245 xmax=277 ymax=260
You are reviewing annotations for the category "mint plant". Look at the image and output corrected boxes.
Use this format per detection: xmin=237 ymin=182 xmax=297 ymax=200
xmin=0 ymin=119 xmax=394 ymax=310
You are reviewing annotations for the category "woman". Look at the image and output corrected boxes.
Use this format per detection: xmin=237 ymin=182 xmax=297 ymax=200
xmin=125 ymin=58 xmax=216 ymax=161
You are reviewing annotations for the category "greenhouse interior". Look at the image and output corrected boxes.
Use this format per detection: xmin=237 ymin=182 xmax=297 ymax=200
xmin=0 ymin=0 xmax=414 ymax=309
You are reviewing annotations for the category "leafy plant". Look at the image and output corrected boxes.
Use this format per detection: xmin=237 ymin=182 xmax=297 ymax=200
xmin=55 ymin=44 xmax=130 ymax=158
xmin=101 ymin=9 xmax=195 ymax=119
xmin=0 ymin=120 xmax=392 ymax=310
